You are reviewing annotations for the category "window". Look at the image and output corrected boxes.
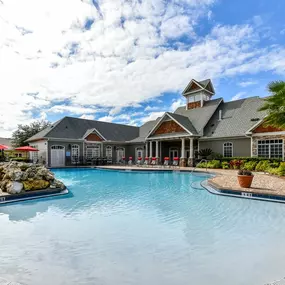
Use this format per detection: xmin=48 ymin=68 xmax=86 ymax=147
xmin=71 ymin=144 xmax=80 ymax=164
xmin=223 ymin=142 xmax=233 ymax=157
xmin=106 ymin=146 xmax=112 ymax=158
xmin=136 ymin=148 xmax=143 ymax=161
xmin=86 ymin=144 xmax=100 ymax=159
xmin=258 ymin=139 xmax=283 ymax=159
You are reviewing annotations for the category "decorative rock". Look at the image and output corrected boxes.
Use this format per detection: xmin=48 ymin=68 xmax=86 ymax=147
xmin=6 ymin=181 xmax=23 ymax=194
xmin=0 ymin=161 xmax=65 ymax=194
xmin=22 ymin=179 xmax=50 ymax=191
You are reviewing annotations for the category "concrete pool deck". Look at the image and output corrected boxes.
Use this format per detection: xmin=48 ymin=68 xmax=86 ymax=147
xmin=96 ymin=165 xmax=285 ymax=197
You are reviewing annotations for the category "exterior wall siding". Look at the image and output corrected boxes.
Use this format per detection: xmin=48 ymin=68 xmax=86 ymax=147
xmin=199 ymin=138 xmax=251 ymax=157
xmin=47 ymin=141 xmax=84 ymax=167
xmin=253 ymin=124 xmax=283 ymax=133
xmin=85 ymin=133 xmax=103 ymax=141
xmin=154 ymin=121 xmax=185 ymax=135
xmin=187 ymin=101 xmax=202 ymax=110
xmin=29 ymin=140 xmax=48 ymax=164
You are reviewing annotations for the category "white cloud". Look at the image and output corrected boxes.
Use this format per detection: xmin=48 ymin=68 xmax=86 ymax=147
xmin=140 ymin=111 xmax=164 ymax=123
xmin=80 ymin=114 xmax=95 ymax=120
xmin=48 ymin=105 xmax=102 ymax=115
xmin=170 ymin=99 xmax=184 ymax=112
xmin=98 ymin=115 xmax=114 ymax=123
xmin=238 ymin=80 xmax=258 ymax=87
xmin=144 ymin=105 xmax=161 ymax=111
xmin=231 ymin=91 xmax=246 ymax=101
xmin=0 ymin=0 xmax=285 ymax=136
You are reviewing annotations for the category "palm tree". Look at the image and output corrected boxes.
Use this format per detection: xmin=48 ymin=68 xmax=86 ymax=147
xmin=259 ymin=81 xmax=285 ymax=129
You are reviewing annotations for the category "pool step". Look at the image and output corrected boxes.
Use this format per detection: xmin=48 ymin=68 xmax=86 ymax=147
xmin=0 ymin=278 xmax=23 ymax=285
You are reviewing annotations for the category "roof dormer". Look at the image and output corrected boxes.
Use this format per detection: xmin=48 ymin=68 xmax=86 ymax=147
xmin=182 ymin=79 xmax=215 ymax=110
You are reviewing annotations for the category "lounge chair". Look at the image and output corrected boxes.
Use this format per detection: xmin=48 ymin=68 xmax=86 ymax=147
xmin=136 ymin=157 xmax=142 ymax=166
xmin=163 ymin=157 xmax=170 ymax=167
xmin=143 ymin=157 xmax=149 ymax=167
xmin=128 ymin=156 xmax=133 ymax=166
xmin=150 ymin=157 xmax=157 ymax=166
xmin=173 ymin=157 xmax=179 ymax=167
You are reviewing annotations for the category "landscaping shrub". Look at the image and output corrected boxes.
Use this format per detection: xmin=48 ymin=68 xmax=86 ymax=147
xmin=268 ymin=162 xmax=285 ymax=176
xmin=207 ymin=160 xmax=221 ymax=169
xmin=243 ymin=161 xmax=257 ymax=171
xmin=196 ymin=162 xmax=208 ymax=168
xmin=221 ymin=161 xmax=230 ymax=169
xmin=229 ymin=159 xmax=244 ymax=169
xmin=255 ymin=160 xmax=271 ymax=172
xmin=10 ymin=157 xmax=30 ymax=162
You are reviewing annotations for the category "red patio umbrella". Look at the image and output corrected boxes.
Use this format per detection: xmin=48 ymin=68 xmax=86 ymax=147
xmin=14 ymin=146 xmax=39 ymax=152
xmin=0 ymin=144 xmax=9 ymax=150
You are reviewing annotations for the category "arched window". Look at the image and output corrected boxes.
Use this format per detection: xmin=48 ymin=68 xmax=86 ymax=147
xmin=71 ymin=144 xmax=80 ymax=164
xmin=86 ymin=144 xmax=100 ymax=159
xmin=223 ymin=142 xmax=233 ymax=157
xmin=116 ymin=147 xmax=125 ymax=162
xmin=106 ymin=146 xmax=112 ymax=158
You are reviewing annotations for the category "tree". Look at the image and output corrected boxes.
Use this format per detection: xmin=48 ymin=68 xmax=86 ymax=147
xmin=259 ymin=81 xmax=285 ymax=129
xmin=11 ymin=120 xmax=51 ymax=147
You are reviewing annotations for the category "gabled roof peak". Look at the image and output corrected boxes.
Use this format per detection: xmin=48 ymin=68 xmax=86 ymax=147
xmin=182 ymin=78 xmax=215 ymax=96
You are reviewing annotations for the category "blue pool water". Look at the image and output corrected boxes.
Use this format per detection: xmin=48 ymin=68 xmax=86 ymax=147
xmin=0 ymin=169 xmax=285 ymax=285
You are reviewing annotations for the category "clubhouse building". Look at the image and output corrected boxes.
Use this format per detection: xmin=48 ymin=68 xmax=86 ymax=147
xmin=27 ymin=79 xmax=285 ymax=167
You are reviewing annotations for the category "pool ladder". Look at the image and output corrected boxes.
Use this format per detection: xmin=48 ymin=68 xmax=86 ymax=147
xmin=191 ymin=159 xmax=208 ymax=174
xmin=190 ymin=159 xmax=208 ymax=190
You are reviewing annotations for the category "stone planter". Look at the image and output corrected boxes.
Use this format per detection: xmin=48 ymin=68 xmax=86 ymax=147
xmin=237 ymin=175 xmax=254 ymax=188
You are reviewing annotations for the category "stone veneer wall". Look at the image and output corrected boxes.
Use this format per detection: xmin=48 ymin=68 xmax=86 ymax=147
xmin=252 ymin=134 xmax=285 ymax=159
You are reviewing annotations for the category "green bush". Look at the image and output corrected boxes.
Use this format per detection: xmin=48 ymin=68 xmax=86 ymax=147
xmin=243 ymin=161 xmax=257 ymax=171
xmin=268 ymin=162 xmax=285 ymax=176
xmin=255 ymin=160 xmax=271 ymax=172
xmin=207 ymin=160 xmax=221 ymax=169
xmin=196 ymin=162 xmax=208 ymax=168
xmin=222 ymin=161 xmax=230 ymax=169
xmin=10 ymin=157 xmax=30 ymax=162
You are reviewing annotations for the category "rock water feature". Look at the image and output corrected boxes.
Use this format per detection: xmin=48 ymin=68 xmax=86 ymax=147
xmin=0 ymin=162 xmax=65 ymax=195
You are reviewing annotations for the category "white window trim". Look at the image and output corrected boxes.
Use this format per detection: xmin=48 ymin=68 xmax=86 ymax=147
xmin=223 ymin=142 xmax=233 ymax=157
xmin=105 ymin=145 xmax=112 ymax=158
xmin=257 ymin=138 xmax=284 ymax=160
xmin=116 ymin=147 xmax=125 ymax=162
xmin=135 ymin=147 xmax=144 ymax=161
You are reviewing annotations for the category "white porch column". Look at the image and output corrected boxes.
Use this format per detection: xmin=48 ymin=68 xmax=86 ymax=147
xmin=190 ymin=138 xmax=194 ymax=158
xmin=181 ymin=138 xmax=185 ymax=158
xmin=145 ymin=142 xmax=149 ymax=157
xmin=155 ymin=141 xmax=159 ymax=158
xmin=189 ymin=138 xmax=194 ymax=167
xmin=150 ymin=141 xmax=153 ymax=157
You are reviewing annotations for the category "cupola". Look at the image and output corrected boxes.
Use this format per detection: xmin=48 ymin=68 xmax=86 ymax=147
xmin=182 ymin=79 xmax=215 ymax=110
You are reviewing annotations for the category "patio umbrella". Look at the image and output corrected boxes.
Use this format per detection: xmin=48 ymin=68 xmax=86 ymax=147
xmin=14 ymin=146 xmax=39 ymax=160
xmin=0 ymin=144 xmax=9 ymax=150
xmin=14 ymin=146 xmax=39 ymax=152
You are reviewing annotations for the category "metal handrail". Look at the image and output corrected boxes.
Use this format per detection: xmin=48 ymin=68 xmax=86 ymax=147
xmin=191 ymin=159 xmax=208 ymax=174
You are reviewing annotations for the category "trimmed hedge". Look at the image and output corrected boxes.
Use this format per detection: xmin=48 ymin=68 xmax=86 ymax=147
xmin=196 ymin=158 xmax=285 ymax=176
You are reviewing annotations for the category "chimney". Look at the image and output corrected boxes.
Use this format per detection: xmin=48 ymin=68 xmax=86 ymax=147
xmin=218 ymin=110 xmax=222 ymax=121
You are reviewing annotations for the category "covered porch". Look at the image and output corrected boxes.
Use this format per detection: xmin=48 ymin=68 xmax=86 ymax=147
xmin=145 ymin=135 xmax=199 ymax=166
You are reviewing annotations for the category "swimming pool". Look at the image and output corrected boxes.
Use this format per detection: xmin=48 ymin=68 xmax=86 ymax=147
xmin=0 ymin=168 xmax=285 ymax=285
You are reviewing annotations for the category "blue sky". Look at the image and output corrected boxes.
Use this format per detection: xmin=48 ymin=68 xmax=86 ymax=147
xmin=0 ymin=0 xmax=284 ymax=136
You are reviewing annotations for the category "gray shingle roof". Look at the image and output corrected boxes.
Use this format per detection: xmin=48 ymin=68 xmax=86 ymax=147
xmin=174 ymin=98 xmax=223 ymax=135
xmin=28 ymin=117 xmax=139 ymax=142
xmin=203 ymin=97 xmax=267 ymax=138
xmin=166 ymin=112 xmax=197 ymax=135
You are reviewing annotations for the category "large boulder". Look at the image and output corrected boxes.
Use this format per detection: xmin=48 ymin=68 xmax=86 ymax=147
xmin=6 ymin=181 xmax=23 ymax=194
xmin=51 ymin=179 xmax=65 ymax=190
xmin=22 ymin=179 xmax=50 ymax=191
